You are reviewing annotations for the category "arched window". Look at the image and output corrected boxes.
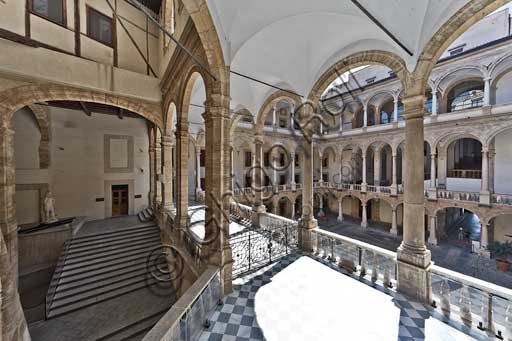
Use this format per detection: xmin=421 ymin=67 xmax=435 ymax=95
xmin=380 ymin=100 xmax=393 ymax=124
xmin=447 ymin=81 xmax=484 ymax=112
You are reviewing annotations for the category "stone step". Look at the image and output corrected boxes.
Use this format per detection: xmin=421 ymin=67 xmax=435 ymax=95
xmin=65 ymin=233 xmax=160 ymax=257
xmin=69 ymin=224 xmax=157 ymax=244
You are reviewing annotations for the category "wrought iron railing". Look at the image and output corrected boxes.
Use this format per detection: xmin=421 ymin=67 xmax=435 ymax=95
xmin=311 ymin=229 xmax=397 ymax=287
xmin=430 ymin=265 xmax=512 ymax=339
xmin=230 ymin=218 xmax=299 ymax=278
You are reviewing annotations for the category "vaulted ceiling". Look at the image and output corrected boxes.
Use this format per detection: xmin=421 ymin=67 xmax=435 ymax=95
xmin=206 ymin=0 xmax=471 ymax=116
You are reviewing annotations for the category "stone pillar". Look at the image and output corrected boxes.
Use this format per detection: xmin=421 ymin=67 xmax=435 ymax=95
xmin=272 ymin=157 xmax=278 ymax=189
xmin=363 ymin=104 xmax=368 ymax=127
xmin=196 ymin=149 xmax=202 ymax=197
xmin=0 ymin=126 xmax=30 ymax=341
xmin=231 ymin=149 xmax=235 ymax=191
xmin=390 ymin=208 xmax=398 ymax=235
xmin=291 ymin=199 xmax=296 ymax=220
xmin=374 ymin=149 xmax=381 ymax=186
xmin=396 ymin=95 xmax=431 ymax=303
xmin=430 ymin=153 xmax=437 ymax=188
xmin=318 ymin=195 xmax=325 ymax=217
xmin=428 ymin=215 xmax=438 ymax=245
xmin=290 ymin=152 xmax=296 ymax=189
xmin=161 ymin=135 xmax=175 ymax=211
xmin=393 ymin=98 xmax=399 ymax=122
xmin=202 ymin=82 xmax=233 ymax=295
xmin=175 ymin=119 xmax=189 ymax=229
xmin=154 ymin=132 xmax=162 ymax=205
xmin=480 ymin=148 xmax=490 ymax=205
xmin=391 ymin=152 xmax=398 ymax=195
xmin=339 ymin=114 xmax=343 ymax=132
xmin=431 ymin=90 xmax=438 ymax=116
xmin=489 ymin=148 xmax=495 ymax=193
xmin=272 ymin=104 xmax=277 ymax=126
xmin=337 ymin=198 xmax=344 ymax=222
xmin=437 ymin=148 xmax=447 ymax=189
xmin=149 ymin=140 xmax=155 ymax=207
xmin=361 ymin=202 xmax=368 ymax=228
xmin=483 ymin=78 xmax=491 ymax=106
xmin=299 ymin=125 xmax=318 ymax=251
xmin=480 ymin=223 xmax=489 ymax=249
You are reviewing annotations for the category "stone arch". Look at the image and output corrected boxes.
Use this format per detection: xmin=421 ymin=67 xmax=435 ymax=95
xmin=165 ymin=102 xmax=177 ymax=136
xmin=435 ymin=66 xmax=486 ymax=94
xmin=434 ymin=131 xmax=484 ymax=152
xmin=0 ymin=84 xmax=163 ymax=128
xmin=484 ymin=123 xmax=512 ymax=147
xmin=255 ymin=90 xmax=301 ymax=134
xmin=26 ymin=104 xmax=51 ymax=169
xmin=412 ymin=0 xmax=507 ymax=96
xmin=308 ymin=50 xmax=409 ymax=106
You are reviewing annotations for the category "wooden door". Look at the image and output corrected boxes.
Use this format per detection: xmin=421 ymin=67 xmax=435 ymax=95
xmin=112 ymin=185 xmax=129 ymax=216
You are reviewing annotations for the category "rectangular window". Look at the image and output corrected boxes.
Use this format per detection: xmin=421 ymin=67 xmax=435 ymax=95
xmin=32 ymin=0 xmax=65 ymax=25
xmin=322 ymin=173 xmax=328 ymax=182
xmin=244 ymin=151 xmax=252 ymax=167
xmin=280 ymin=175 xmax=286 ymax=185
xmin=366 ymin=77 xmax=376 ymax=84
xmin=294 ymin=155 xmax=299 ymax=167
xmin=264 ymin=152 xmax=270 ymax=167
xmin=87 ymin=6 xmax=114 ymax=47
xmin=448 ymin=44 xmax=465 ymax=56
xmin=279 ymin=118 xmax=287 ymax=128
xmin=295 ymin=174 xmax=300 ymax=184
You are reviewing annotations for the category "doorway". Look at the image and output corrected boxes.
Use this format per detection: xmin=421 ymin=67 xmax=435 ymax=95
xmin=112 ymin=184 xmax=128 ymax=216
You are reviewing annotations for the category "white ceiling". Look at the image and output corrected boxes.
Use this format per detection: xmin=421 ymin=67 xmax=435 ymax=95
xmin=204 ymin=0 xmax=470 ymax=116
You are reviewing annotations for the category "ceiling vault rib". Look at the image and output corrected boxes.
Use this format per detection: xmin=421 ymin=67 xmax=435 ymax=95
xmin=349 ymin=0 xmax=413 ymax=56
xmin=230 ymin=70 xmax=304 ymax=98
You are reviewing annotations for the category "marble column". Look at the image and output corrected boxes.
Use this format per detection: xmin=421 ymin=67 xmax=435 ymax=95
xmin=430 ymin=153 xmax=437 ymax=188
xmin=272 ymin=105 xmax=277 ymax=127
xmin=483 ymin=78 xmax=491 ymax=106
xmin=361 ymin=153 xmax=367 ymax=191
xmin=480 ymin=148 xmax=490 ymax=205
xmin=339 ymin=114 xmax=343 ymax=132
xmin=337 ymin=198 xmax=344 ymax=222
xmin=290 ymin=152 xmax=296 ymax=189
xmin=0 ymin=126 xmax=30 ymax=341
xmin=318 ymin=152 xmax=323 ymax=183
xmin=361 ymin=202 xmax=368 ymax=228
xmin=273 ymin=156 xmax=278 ymax=189
xmin=428 ymin=215 xmax=438 ymax=245
xmin=253 ymin=136 xmax=266 ymax=213
xmin=396 ymin=95 xmax=431 ymax=303
xmin=161 ymin=135 xmax=175 ymax=211
xmin=391 ymin=152 xmax=398 ymax=195
xmin=393 ymin=98 xmax=399 ymax=122
xmin=489 ymin=148 xmax=495 ymax=193
xmin=390 ymin=208 xmax=398 ymax=235
xmin=196 ymin=149 xmax=202 ymax=196
xmin=437 ymin=149 xmax=447 ymax=189
xmin=291 ymin=199 xmax=296 ymax=220
xmin=363 ymin=104 xmax=368 ymax=127
xmin=480 ymin=223 xmax=489 ymax=249
xmin=374 ymin=150 xmax=381 ymax=186
xmin=431 ymin=90 xmax=438 ymax=116
xmin=175 ymin=119 xmax=189 ymax=229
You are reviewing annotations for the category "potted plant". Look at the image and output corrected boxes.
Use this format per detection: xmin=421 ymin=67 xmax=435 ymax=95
xmin=489 ymin=241 xmax=512 ymax=272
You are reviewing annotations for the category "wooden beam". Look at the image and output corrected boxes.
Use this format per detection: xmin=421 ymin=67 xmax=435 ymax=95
xmin=79 ymin=102 xmax=92 ymax=116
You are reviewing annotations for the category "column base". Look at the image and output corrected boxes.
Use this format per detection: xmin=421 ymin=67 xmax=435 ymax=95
xmin=337 ymin=215 xmax=343 ymax=222
xmin=361 ymin=221 xmax=368 ymax=228
xmin=479 ymin=191 xmax=491 ymax=206
xmin=390 ymin=227 xmax=398 ymax=236
xmin=252 ymin=205 xmax=266 ymax=226
xmin=298 ymin=217 xmax=318 ymax=252
xmin=361 ymin=183 xmax=367 ymax=193
xmin=397 ymin=245 xmax=432 ymax=303
xmin=427 ymin=237 xmax=438 ymax=246
xmin=391 ymin=185 xmax=398 ymax=196
xmin=427 ymin=188 xmax=438 ymax=200
xmin=291 ymin=183 xmax=296 ymax=190
xmin=317 ymin=209 xmax=325 ymax=217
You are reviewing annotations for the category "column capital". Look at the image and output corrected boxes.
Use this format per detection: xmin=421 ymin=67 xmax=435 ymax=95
xmin=254 ymin=135 xmax=264 ymax=145
xmin=481 ymin=147 xmax=489 ymax=154
xmin=430 ymin=153 xmax=436 ymax=159
xmin=400 ymin=95 xmax=426 ymax=120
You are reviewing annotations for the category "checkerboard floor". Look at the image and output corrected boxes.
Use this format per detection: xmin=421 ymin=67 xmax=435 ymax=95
xmin=199 ymin=253 xmax=494 ymax=341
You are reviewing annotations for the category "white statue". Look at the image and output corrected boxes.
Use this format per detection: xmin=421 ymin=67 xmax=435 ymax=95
xmin=43 ymin=191 xmax=58 ymax=223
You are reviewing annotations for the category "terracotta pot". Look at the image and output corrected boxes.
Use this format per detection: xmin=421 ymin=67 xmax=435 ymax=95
xmin=496 ymin=259 xmax=510 ymax=272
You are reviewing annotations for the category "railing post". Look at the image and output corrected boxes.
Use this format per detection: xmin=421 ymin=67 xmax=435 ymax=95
xmin=459 ymin=285 xmax=472 ymax=326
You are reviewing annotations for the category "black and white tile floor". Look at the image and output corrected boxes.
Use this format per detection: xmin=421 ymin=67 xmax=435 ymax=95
xmin=199 ymin=253 xmax=494 ymax=341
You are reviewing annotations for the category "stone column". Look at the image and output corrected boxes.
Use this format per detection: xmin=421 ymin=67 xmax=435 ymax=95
xmin=196 ymin=149 xmax=202 ymax=197
xmin=390 ymin=208 xmax=398 ymax=235
xmin=318 ymin=152 xmax=323 ymax=183
xmin=361 ymin=202 xmax=368 ymax=228
xmin=489 ymin=148 xmax=495 ymax=193
xmin=363 ymin=104 xmax=368 ymax=127
xmin=272 ymin=156 xmax=278 ymax=190
xmin=437 ymin=149 xmax=447 ymax=189
xmin=253 ymin=136 xmax=266 ymax=213
xmin=272 ymin=104 xmax=277 ymax=126
xmin=149 ymin=140 xmax=155 ymax=207
xmin=480 ymin=223 xmax=489 ymax=249
xmin=393 ymin=98 xmax=399 ymax=122
xmin=361 ymin=153 xmax=367 ymax=192
xmin=318 ymin=195 xmax=325 ymax=217
xmin=161 ymin=135 xmax=175 ymax=211
xmin=339 ymin=114 xmax=343 ymax=132
xmin=154 ymin=133 xmax=162 ymax=205
xmin=299 ymin=125 xmax=318 ymax=251
xmin=483 ymin=78 xmax=491 ymax=106
xmin=337 ymin=198 xmax=344 ymax=222
xmin=374 ymin=149 xmax=381 ymax=186
xmin=175 ymin=119 xmax=189 ymax=229
xmin=396 ymin=95 xmax=431 ymax=303
xmin=290 ymin=152 xmax=296 ymax=189
xmin=428 ymin=215 xmax=438 ymax=245
xmin=202 ymin=83 xmax=233 ymax=295
xmin=431 ymin=90 xmax=438 ymax=116
xmin=480 ymin=147 xmax=490 ymax=205
xmin=391 ymin=152 xmax=398 ymax=195
xmin=231 ymin=149 xmax=235 ymax=191
xmin=0 ymin=126 xmax=30 ymax=341
xmin=430 ymin=153 xmax=437 ymax=188
xmin=291 ymin=199 xmax=296 ymax=220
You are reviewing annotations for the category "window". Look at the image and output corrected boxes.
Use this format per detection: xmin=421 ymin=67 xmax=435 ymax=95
xmin=31 ymin=0 xmax=65 ymax=25
xmin=366 ymin=77 xmax=376 ymax=84
xmin=279 ymin=153 xmax=285 ymax=167
xmin=245 ymin=176 xmax=252 ymax=188
xmin=244 ymin=151 xmax=252 ymax=167
xmin=264 ymin=152 xmax=270 ymax=167
xmin=279 ymin=118 xmax=287 ymax=128
xmin=322 ymin=173 xmax=328 ymax=182
xmin=200 ymin=150 xmax=205 ymax=167
xmin=280 ymin=175 xmax=286 ymax=185
xmin=448 ymin=44 xmax=465 ymax=56
xmin=295 ymin=174 xmax=300 ymax=184
xmin=322 ymin=158 xmax=328 ymax=168
xmin=447 ymin=81 xmax=484 ymax=112
xmin=87 ymin=7 xmax=114 ymax=46
xmin=294 ymin=155 xmax=299 ymax=167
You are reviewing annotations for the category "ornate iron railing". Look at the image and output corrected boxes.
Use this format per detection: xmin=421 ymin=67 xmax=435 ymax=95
xmin=230 ymin=220 xmax=299 ymax=278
